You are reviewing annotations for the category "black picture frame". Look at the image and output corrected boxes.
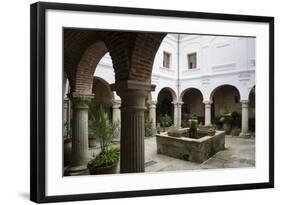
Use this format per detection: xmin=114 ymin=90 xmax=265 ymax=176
xmin=30 ymin=2 xmax=274 ymax=203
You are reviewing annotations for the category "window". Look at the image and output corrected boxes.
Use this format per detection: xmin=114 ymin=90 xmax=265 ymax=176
xmin=188 ymin=53 xmax=197 ymax=69
xmin=163 ymin=51 xmax=171 ymax=68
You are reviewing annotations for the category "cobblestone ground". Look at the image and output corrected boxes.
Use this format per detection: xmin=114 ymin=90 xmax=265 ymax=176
xmin=144 ymin=135 xmax=255 ymax=172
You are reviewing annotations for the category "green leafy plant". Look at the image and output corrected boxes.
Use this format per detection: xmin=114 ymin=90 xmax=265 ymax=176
xmin=144 ymin=118 xmax=155 ymax=137
xmin=160 ymin=114 xmax=172 ymax=128
xmin=219 ymin=108 xmax=240 ymax=125
xmin=87 ymin=105 xmax=120 ymax=168
xmin=208 ymin=125 xmax=216 ymax=136
xmin=168 ymin=125 xmax=181 ymax=137
xmin=189 ymin=113 xmax=197 ymax=120
xmin=188 ymin=119 xmax=198 ymax=138
xmin=169 ymin=125 xmax=179 ymax=134
xmin=231 ymin=127 xmax=241 ymax=136
xmin=88 ymin=148 xmax=120 ymax=168
xmin=219 ymin=108 xmax=240 ymax=134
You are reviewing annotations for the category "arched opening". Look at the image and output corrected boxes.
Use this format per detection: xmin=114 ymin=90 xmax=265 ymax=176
xmin=92 ymin=76 xmax=113 ymax=107
xmin=180 ymin=88 xmax=204 ymax=127
xmin=210 ymin=85 xmax=241 ymax=128
xmin=156 ymin=87 xmax=176 ymax=126
xmin=249 ymin=86 xmax=255 ymax=132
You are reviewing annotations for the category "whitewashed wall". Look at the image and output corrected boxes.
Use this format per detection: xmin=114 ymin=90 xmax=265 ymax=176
xmin=92 ymin=34 xmax=255 ymax=102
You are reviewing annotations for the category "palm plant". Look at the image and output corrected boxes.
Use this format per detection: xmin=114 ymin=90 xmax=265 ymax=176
xmin=219 ymin=108 xmax=240 ymax=134
xmin=90 ymin=105 xmax=119 ymax=153
xmin=87 ymin=105 xmax=120 ymax=173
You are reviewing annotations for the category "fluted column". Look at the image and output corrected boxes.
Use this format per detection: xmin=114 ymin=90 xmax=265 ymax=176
xmin=203 ymin=100 xmax=212 ymax=126
xmin=112 ymin=99 xmax=121 ymax=140
xmin=148 ymin=100 xmax=157 ymax=129
xmin=240 ymin=100 xmax=250 ymax=137
xmin=64 ymin=98 xmax=68 ymax=137
xmin=66 ymin=92 xmax=94 ymax=175
xmin=111 ymin=81 xmax=155 ymax=173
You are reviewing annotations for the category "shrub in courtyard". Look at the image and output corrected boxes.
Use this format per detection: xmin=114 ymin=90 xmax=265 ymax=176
xmin=160 ymin=114 xmax=172 ymax=130
xmin=168 ymin=125 xmax=181 ymax=137
xmin=231 ymin=127 xmax=241 ymax=136
xmin=145 ymin=118 xmax=156 ymax=137
xmin=87 ymin=105 xmax=120 ymax=175
xmin=219 ymin=108 xmax=240 ymax=134
xmin=207 ymin=124 xmax=216 ymax=136
xmin=188 ymin=119 xmax=198 ymax=138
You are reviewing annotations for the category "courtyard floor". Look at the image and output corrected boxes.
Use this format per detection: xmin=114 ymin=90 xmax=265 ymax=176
xmin=144 ymin=135 xmax=255 ymax=172
xmin=88 ymin=135 xmax=255 ymax=173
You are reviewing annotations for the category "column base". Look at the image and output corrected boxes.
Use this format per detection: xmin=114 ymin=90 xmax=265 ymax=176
xmin=238 ymin=132 xmax=252 ymax=138
xmin=64 ymin=165 xmax=89 ymax=176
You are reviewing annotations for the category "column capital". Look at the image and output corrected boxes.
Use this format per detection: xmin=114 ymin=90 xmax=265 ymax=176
xmin=112 ymin=99 xmax=121 ymax=109
xmin=240 ymin=100 xmax=249 ymax=104
xmin=203 ymin=100 xmax=213 ymax=105
xmin=111 ymin=81 xmax=155 ymax=111
xmin=110 ymin=80 xmax=156 ymax=93
xmin=172 ymin=101 xmax=184 ymax=105
xmin=241 ymin=100 xmax=249 ymax=108
xmin=148 ymin=100 xmax=157 ymax=108
xmin=68 ymin=92 xmax=94 ymax=108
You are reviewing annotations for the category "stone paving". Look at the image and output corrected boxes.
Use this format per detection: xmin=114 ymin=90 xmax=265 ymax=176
xmin=144 ymin=135 xmax=255 ymax=172
xmin=87 ymin=135 xmax=255 ymax=173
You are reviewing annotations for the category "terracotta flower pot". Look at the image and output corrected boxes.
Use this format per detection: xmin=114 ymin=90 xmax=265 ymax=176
xmin=88 ymin=163 xmax=118 ymax=175
xmin=223 ymin=123 xmax=231 ymax=135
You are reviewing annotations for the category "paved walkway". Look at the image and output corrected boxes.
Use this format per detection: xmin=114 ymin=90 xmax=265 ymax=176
xmin=144 ymin=135 xmax=255 ymax=172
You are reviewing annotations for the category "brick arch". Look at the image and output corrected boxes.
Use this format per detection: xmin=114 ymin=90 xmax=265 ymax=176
xmin=130 ymin=33 xmax=166 ymax=82
xmin=75 ymin=41 xmax=108 ymax=93
xmin=64 ymin=29 xmax=167 ymax=94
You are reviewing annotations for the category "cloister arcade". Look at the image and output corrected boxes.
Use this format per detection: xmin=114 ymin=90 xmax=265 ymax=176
xmin=63 ymin=30 xmax=255 ymax=175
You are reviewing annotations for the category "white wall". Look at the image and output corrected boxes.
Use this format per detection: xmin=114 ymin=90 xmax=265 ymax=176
xmin=0 ymin=1 xmax=279 ymax=205
xmin=95 ymin=34 xmax=255 ymax=102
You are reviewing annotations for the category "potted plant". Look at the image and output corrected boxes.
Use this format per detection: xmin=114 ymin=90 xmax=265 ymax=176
xmin=231 ymin=127 xmax=241 ymax=136
xmin=168 ymin=125 xmax=181 ymax=137
xmin=188 ymin=119 xmax=198 ymax=138
xmin=207 ymin=125 xmax=216 ymax=136
xmin=87 ymin=106 xmax=120 ymax=175
xmin=159 ymin=114 xmax=172 ymax=132
xmin=219 ymin=108 xmax=239 ymax=134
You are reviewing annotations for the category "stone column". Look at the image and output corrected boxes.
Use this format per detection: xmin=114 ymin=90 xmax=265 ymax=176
xmin=66 ymin=92 xmax=94 ymax=175
xmin=112 ymin=99 xmax=121 ymax=140
xmin=111 ymin=81 xmax=155 ymax=173
xmin=240 ymin=100 xmax=250 ymax=137
xmin=172 ymin=101 xmax=178 ymax=128
xmin=177 ymin=101 xmax=183 ymax=128
xmin=148 ymin=100 xmax=157 ymax=129
xmin=64 ymin=98 xmax=68 ymax=137
xmin=203 ymin=100 xmax=212 ymax=126
xmin=172 ymin=101 xmax=183 ymax=128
